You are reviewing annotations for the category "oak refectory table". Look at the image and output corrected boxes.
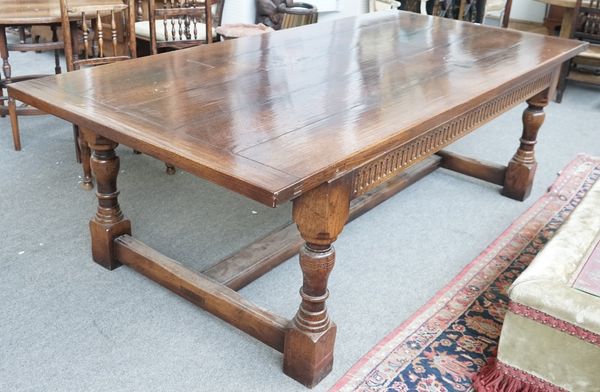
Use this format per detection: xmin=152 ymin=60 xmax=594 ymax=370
xmin=8 ymin=11 xmax=586 ymax=388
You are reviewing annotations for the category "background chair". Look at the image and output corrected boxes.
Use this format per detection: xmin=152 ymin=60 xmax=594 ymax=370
xmin=279 ymin=2 xmax=319 ymax=29
xmin=136 ymin=0 xmax=225 ymax=55
xmin=556 ymin=0 xmax=600 ymax=102
xmin=3 ymin=26 xmax=63 ymax=152
xmin=61 ymin=0 xmax=138 ymax=189
xmin=8 ymin=0 xmax=136 ymax=189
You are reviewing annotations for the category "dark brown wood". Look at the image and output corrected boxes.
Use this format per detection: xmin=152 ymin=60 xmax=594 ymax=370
xmin=9 ymin=12 xmax=585 ymax=207
xmin=78 ymin=128 xmax=94 ymax=190
xmin=81 ymin=129 xmax=131 ymax=270
xmin=436 ymin=150 xmax=507 ymax=186
xmin=7 ymin=12 xmax=587 ymax=387
xmin=502 ymin=0 xmax=513 ymax=27
xmin=544 ymin=5 xmax=565 ymax=34
xmin=60 ymin=0 xmax=136 ymax=71
xmin=284 ymin=176 xmax=352 ymax=388
xmin=203 ymin=156 xmax=442 ymax=291
xmin=8 ymin=96 xmax=20 ymax=150
xmin=502 ymin=89 xmax=549 ymax=200
xmin=114 ymin=235 xmax=290 ymax=352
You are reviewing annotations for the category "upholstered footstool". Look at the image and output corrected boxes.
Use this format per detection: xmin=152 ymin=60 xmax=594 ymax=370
xmin=474 ymin=179 xmax=600 ymax=391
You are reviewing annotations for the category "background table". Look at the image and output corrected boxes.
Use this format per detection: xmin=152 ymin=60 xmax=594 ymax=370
xmin=8 ymin=10 xmax=586 ymax=388
xmin=536 ymin=0 xmax=577 ymax=38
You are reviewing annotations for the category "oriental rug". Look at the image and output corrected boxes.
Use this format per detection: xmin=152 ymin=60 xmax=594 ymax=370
xmin=330 ymin=154 xmax=600 ymax=392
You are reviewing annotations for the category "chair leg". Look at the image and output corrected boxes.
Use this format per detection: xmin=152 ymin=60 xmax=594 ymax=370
xmin=0 ymin=86 xmax=5 ymax=118
xmin=9 ymin=96 xmax=21 ymax=151
xmin=165 ymin=163 xmax=176 ymax=175
xmin=73 ymin=124 xmax=82 ymax=163
xmin=52 ymin=25 xmax=61 ymax=75
xmin=77 ymin=126 xmax=94 ymax=191
xmin=555 ymin=60 xmax=571 ymax=103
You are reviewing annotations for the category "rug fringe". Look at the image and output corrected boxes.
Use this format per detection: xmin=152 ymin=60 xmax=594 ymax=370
xmin=472 ymin=358 xmax=562 ymax=392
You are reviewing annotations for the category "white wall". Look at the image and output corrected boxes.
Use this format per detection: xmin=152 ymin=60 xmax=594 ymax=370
xmin=509 ymin=0 xmax=546 ymax=23
xmin=222 ymin=0 xmax=256 ymax=24
xmin=319 ymin=0 xmax=368 ymax=20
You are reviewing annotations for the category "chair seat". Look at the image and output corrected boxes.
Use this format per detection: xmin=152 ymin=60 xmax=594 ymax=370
xmin=579 ymin=44 xmax=600 ymax=60
xmin=485 ymin=0 xmax=506 ymax=12
xmin=135 ymin=20 xmax=217 ymax=42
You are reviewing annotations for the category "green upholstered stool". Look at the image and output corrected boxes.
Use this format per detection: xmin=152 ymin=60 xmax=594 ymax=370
xmin=474 ymin=177 xmax=600 ymax=391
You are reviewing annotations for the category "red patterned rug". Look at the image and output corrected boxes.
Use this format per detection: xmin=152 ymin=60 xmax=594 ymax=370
xmin=331 ymin=154 xmax=600 ymax=392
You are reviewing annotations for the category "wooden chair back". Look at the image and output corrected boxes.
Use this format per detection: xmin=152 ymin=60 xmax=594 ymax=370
xmin=60 ymin=0 xmax=137 ymax=71
xmin=573 ymin=0 xmax=600 ymax=43
xmin=146 ymin=0 xmax=225 ymax=54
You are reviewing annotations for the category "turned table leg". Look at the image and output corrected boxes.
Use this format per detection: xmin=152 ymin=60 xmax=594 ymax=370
xmin=284 ymin=177 xmax=351 ymax=387
xmin=502 ymin=89 xmax=548 ymax=201
xmin=82 ymin=129 xmax=131 ymax=270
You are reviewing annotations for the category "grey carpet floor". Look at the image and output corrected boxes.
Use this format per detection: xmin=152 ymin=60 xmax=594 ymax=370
xmin=1 ymin=37 xmax=599 ymax=392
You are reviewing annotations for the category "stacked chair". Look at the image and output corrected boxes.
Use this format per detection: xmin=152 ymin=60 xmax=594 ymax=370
xmin=556 ymin=0 xmax=600 ymax=102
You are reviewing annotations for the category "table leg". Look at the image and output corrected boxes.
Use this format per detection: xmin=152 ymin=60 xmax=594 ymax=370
xmin=559 ymin=8 xmax=574 ymax=39
xmin=82 ymin=129 xmax=131 ymax=270
xmin=502 ymin=89 xmax=548 ymax=201
xmin=554 ymin=8 xmax=575 ymax=102
xmin=284 ymin=177 xmax=351 ymax=387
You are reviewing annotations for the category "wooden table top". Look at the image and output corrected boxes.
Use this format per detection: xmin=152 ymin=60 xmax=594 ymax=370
xmin=9 ymin=11 xmax=586 ymax=207
xmin=534 ymin=0 xmax=576 ymax=8
xmin=0 ymin=0 xmax=126 ymax=25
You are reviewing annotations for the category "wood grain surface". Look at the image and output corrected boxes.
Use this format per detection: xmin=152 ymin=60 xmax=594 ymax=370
xmin=8 ymin=11 xmax=586 ymax=206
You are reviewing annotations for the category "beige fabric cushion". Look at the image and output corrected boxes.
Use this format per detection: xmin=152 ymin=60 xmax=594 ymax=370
xmin=495 ymin=177 xmax=600 ymax=390
xmin=508 ymin=178 xmax=600 ymax=334
xmin=135 ymin=20 xmax=217 ymax=42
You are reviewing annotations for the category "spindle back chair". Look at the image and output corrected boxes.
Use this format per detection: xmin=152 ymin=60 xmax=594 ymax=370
xmin=60 ymin=0 xmax=137 ymax=71
xmin=137 ymin=0 xmax=225 ymax=55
